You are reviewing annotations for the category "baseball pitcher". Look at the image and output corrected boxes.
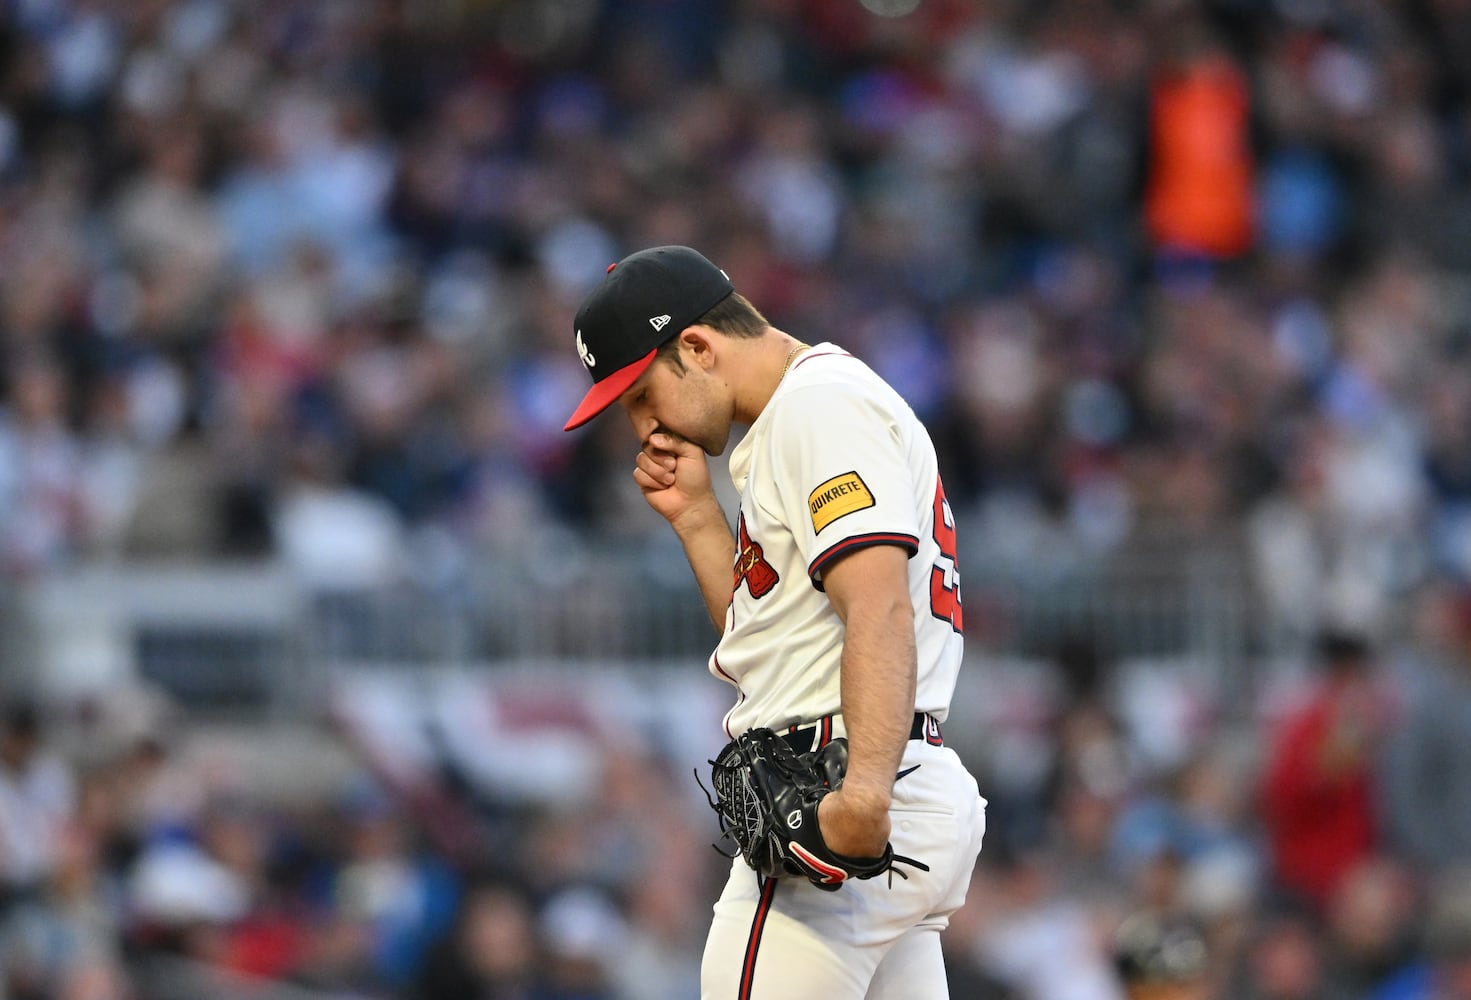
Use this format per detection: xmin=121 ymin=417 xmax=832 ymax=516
xmin=564 ymin=246 xmax=986 ymax=1000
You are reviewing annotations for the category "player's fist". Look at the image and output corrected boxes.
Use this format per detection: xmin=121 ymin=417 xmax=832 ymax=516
xmin=816 ymin=783 xmax=892 ymax=860
xmin=633 ymin=431 xmax=717 ymax=529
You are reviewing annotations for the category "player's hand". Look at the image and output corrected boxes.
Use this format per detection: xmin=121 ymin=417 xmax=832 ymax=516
xmin=633 ymin=431 xmax=718 ymax=530
xmin=817 ymin=784 xmax=892 ymax=859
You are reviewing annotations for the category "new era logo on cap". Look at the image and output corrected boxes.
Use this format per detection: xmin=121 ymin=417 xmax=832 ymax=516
xmin=563 ymin=246 xmax=735 ymax=431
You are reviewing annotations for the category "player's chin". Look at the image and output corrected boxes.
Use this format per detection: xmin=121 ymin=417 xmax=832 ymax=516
xmin=704 ymin=421 xmax=736 ymax=456
xmin=666 ymin=426 xmax=726 ymax=457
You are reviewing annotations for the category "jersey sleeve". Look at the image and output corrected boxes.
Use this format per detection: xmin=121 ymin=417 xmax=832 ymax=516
xmin=766 ymin=383 xmax=921 ymax=589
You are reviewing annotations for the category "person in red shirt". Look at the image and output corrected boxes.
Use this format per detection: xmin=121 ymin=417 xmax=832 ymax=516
xmin=1261 ymin=631 xmax=1386 ymax=911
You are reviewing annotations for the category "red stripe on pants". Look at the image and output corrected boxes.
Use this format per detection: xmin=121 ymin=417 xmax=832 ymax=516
xmin=739 ymin=877 xmax=778 ymax=1000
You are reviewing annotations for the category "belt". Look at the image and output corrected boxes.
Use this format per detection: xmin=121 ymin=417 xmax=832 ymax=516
xmin=780 ymin=712 xmax=942 ymax=754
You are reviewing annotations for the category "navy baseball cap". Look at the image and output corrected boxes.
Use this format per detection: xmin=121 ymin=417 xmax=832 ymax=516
xmin=563 ymin=246 xmax=734 ymax=431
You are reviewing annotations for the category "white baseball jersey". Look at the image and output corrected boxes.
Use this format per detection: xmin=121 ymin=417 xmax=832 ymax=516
xmin=710 ymin=343 xmax=964 ymax=739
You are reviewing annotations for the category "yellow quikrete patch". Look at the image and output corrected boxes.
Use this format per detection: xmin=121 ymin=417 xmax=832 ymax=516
xmin=808 ymin=471 xmax=875 ymax=533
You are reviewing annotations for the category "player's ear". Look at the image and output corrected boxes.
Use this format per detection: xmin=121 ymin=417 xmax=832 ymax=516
xmin=679 ymin=326 xmax=718 ymax=370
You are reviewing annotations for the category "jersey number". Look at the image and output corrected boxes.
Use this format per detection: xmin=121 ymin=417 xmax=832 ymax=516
xmin=930 ymin=478 xmax=963 ymax=634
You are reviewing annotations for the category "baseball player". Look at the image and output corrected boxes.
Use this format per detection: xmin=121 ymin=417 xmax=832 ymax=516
xmin=564 ymin=246 xmax=987 ymax=999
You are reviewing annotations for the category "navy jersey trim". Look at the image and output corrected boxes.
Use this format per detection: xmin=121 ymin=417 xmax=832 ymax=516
xmin=808 ymin=532 xmax=920 ymax=591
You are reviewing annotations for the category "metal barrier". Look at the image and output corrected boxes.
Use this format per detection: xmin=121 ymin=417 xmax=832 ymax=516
xmin=1 ymin=562 xmax=307 ymax=714
xmin=965 ymin=544 xmax=1256 ymax=699
xmin=0 ymin=533 xmax=1265 ymax=716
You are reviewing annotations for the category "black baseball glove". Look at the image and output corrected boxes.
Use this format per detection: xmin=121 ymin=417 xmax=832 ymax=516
xmin=699 ymin=728 xmax=928 ymax=891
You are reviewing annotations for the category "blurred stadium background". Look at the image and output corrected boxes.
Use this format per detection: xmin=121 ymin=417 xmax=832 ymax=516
xmin=2 ymin=0 xmax=1471 ymax=997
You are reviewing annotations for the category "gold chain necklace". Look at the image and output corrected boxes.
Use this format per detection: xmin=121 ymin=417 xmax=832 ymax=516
xmin=780 ymin=342 xmax=811 ymax=381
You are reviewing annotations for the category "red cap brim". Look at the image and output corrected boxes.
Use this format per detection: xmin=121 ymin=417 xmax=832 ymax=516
xmin=563 ymin=348 xmax=658 ymax=431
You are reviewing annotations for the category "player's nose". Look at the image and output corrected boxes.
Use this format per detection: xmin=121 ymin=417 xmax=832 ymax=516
xmin=624 ymin=406 xmax=657 ymax=443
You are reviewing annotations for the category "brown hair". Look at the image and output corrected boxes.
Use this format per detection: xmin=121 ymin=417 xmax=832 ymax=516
xmin=654 ymin=291 xmax=770 ymax=370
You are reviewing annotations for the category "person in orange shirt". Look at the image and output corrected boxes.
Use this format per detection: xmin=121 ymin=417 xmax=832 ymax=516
xmin=1144 ymin=24 xmax=1255 ymax=260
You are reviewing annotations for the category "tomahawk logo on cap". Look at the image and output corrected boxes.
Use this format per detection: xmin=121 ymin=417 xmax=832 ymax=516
xmin=575 ymin=330 xmax=596 ymax=369
xmin=563 ymin=246 xmax=734 ymax=431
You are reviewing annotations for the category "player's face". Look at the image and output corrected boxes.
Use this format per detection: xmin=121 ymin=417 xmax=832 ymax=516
xmin=619 ymin=353 xmax=732 ymax=455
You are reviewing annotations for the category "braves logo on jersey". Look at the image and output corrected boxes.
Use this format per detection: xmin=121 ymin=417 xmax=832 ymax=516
xmin=734 ymin=513 xmax=779 ymax=599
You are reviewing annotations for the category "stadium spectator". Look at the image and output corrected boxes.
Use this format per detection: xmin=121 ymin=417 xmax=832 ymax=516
xmin=1233 ymin=905 xmax=1335 ymax=1000
xmin=1111 ymin=909 xmax=1212 ymax=1000
xmin=412 ymin=880 xmax=542 ymax=1000
xmin=0 ymin=702 xmax=76 ymax=908
xmin=1260 ymin=630 xmax=1387 ymax=911
xmin=1382 ymin=582 xmax=1471 ymax=873
xmin=1320 ymin=856 xmax=1422 ymax=1000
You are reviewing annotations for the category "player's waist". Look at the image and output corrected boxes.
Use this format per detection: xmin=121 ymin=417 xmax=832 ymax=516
xmin=780 ymin=711 xmax=943 ymax=754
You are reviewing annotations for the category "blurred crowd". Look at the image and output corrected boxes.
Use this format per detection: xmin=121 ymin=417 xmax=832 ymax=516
xmin=957 ymin=586 xmax=1471 ymax=1000
xmin=4 ymin=0 xmax=1471 ymax=997
xmin=0 ymin=0 xmax=1467 ymax=632
xmin=7 ymin=596 xmax=1471 ymax=999
xmin=0 ymin=684 xmax=722 ymax=1000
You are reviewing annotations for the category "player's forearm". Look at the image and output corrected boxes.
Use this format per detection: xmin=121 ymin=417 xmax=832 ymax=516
xmin=838 ymin=594 xmax=917 ymax=808
xmin=669 ymin=499 xmax=736 ymax=631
